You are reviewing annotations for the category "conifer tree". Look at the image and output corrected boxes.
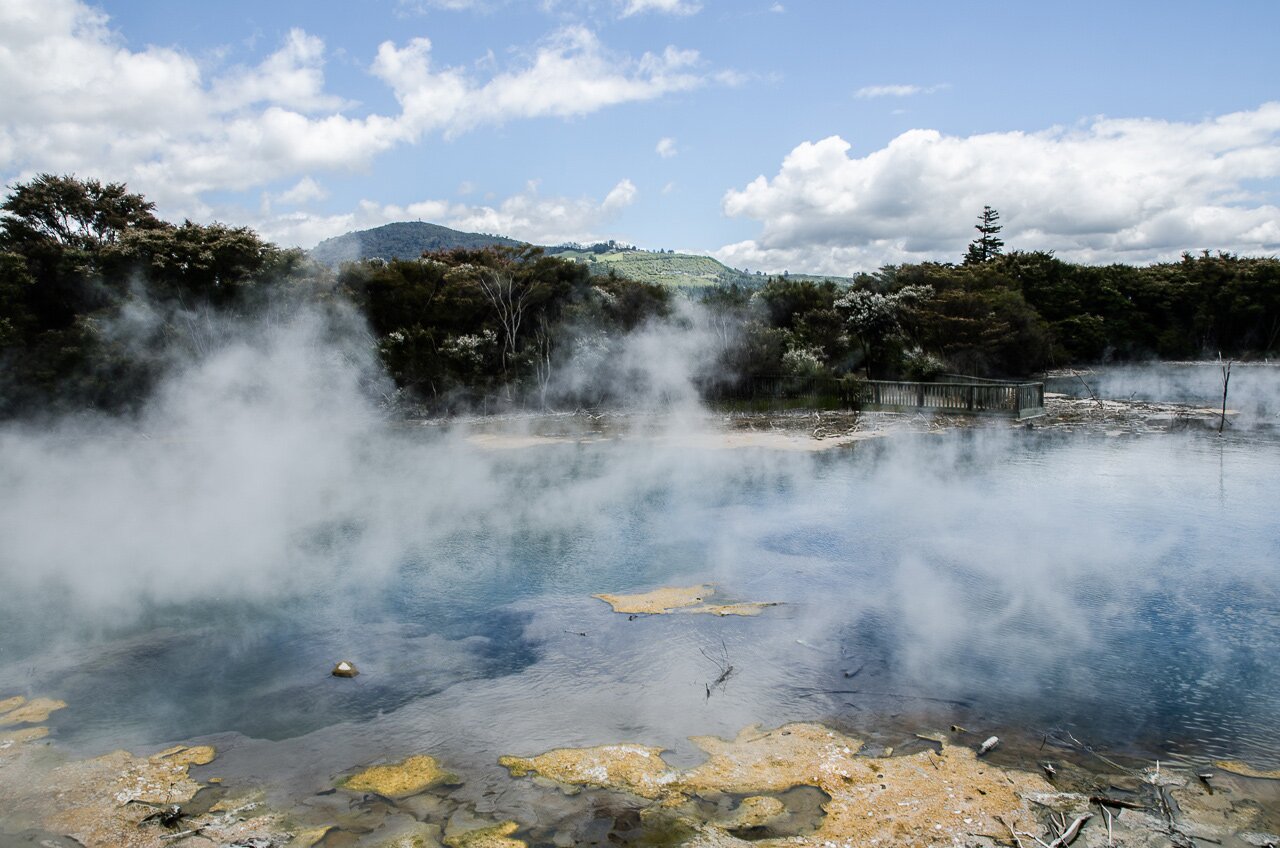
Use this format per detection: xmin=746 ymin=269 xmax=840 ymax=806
xmin=964 ymin=205 xmax=1004 ymax=264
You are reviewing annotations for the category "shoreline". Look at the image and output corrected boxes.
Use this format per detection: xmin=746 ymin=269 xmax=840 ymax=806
xmin=3 ymin=707 xmax=1278 ymax=848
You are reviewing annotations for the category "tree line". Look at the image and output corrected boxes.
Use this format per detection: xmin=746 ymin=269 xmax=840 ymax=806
xmin=1 ymin=176 xmax=1277 ymax=417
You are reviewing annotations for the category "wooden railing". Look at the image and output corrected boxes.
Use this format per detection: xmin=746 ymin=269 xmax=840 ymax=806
xmin=856 ymin=379 xmax=1045 ymax=418
xmin=706 ymin=374 xmax=1045 ymax=418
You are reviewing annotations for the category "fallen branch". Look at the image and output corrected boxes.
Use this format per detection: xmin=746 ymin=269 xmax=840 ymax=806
xmin=1219 ymin=357 xmax=1232 ymax=436
xmin=1076 ymin=373 xmax=1103 ymax=409
xmin=1088 ymin=795 xmax=1145 ymax=810
xmin=997 ymin=815 xmax=1024 ymax=848
xmin=1048 ymin=813 xmax=1091 ymax=848
xmin=1095 ymin=803 xmax=1113 ymax=847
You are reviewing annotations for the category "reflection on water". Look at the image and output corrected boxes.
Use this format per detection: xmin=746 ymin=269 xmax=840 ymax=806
xmin=2 ymin=420 xmax=1279 ymax=819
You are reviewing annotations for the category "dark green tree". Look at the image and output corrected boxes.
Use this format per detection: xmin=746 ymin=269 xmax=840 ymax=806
xmin=1 ymin=173 xmax=164 ymax=253
xmin=963 ymin=205 xmax=1004 ymax=265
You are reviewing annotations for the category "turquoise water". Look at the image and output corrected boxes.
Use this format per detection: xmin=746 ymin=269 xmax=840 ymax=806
xmin=3 ymin=423 xmax=1279 ymax=783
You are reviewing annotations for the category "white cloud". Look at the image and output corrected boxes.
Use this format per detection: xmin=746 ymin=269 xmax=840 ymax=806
xmin=370 ymin=26 xmax=702 ymax=139
xmin=275 ymin=176 xmax=329 ymax=206
xmin=656 ymin=137 xmax=678 ymax=158
xmin=854 ymin=83 xmax=946 ymax=99
xmin=621 ymin=0 xmax=702 ymax=16
xmin=211 ymin=29 xmax=350 ymax=113
xmin=253 ymin=179 xmax=639 ymax=249
xmin=397 ymin=0 xmax=485 ymax=12
xmin=0 ymin=0 xmax=705 ymax=213
xmin=717 ymin=104 xmax=1280 ymax=274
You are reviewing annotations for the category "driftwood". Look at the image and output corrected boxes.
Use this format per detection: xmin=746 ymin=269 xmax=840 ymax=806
xmin=1076 ymin=373 xmax=1103 ymax=408
xmin=1048 ymin=813 xmax=1091 ymax=848
xmin=1096 ymin=803 xmax=1113 ymax=847
xmin=1088 ymin=795 xmax=1144 ymax=810
xmin=1042 ymin=729 xmax=1133 ymax=774
xmin=1219 ymin=358 xmax=1232 ymax=435
xmin=700 ymin=639 xmax=734 ymax=699
xmin=997 ymin=815 xmax=1025 ymax=848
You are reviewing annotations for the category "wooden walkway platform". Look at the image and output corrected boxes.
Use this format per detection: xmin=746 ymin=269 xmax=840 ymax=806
xmin=856 ymin=379 xmax=1045 ymax=419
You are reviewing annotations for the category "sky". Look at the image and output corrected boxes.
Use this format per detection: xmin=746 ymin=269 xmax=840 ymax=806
xmin=1 ymin=0 xmax=1278 ymax=274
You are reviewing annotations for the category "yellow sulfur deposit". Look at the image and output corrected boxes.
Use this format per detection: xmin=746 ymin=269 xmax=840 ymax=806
xmin=593 ymin=585 xmax=777 ymax=617
xmin=1213 ymin=760 xmax=1280 ymax=780
xmin=152 ymin=744 xmax=216 ymax=767
xmin=594 ymin=585 xmax=713 ymax=614
xmin=29 ymin=742 xmax=274 ymax=848
xmin=443 ymin=820 xmax=525 ymax=847
xmin=288 ymin=825 xmax=336 ymax=847
xmin=502 ymin=722 xmax=1054 ymax=847
xmin=0 ymin=697 xmax=66 ymax=726
xmin=0 ymin=725 xmax=49 ymax=751
xmin=501 ymin=743 xmax=674 ymax=799
xmin=725 ymin=795 xmax=787 ymax=828
xmin=343 ymin=754 xmax=456 ymax=798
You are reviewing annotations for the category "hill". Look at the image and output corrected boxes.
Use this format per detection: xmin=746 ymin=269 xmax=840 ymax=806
xmin=309 ymin=221 xmax=523 ymax=266
xmin=309 ymin=221 xmax=855 ymax=289
xmin=548 ymin=246 xmax=763 ymax=288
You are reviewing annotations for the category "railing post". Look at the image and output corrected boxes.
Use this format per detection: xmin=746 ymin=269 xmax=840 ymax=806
xmin=968 ymin=385 xmax=975 ymax=411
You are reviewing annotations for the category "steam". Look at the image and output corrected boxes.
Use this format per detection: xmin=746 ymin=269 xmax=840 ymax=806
xmin=0 ymin=288 xmax=1277 ymax=769
xmin=0 ymin=291 xmax=741 ymax=620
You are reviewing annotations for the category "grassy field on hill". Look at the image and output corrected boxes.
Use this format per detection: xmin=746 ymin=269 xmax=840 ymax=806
xmin=552 ymin=247 xmax=775 ymax=288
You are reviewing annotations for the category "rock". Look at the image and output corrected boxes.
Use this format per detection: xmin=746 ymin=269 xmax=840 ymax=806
xmin=331 ymin=661 xmax=359 ymax=678
xmin=592 ymin=585 xmax=777 ymax=617
xmin=501 ymin=722 xmax=1054 ymax=847
xmin=443 ymin=820 xmax=525 ymax=848
xmin=0 ymin=697 xmax=66 ymax=726
xmin=341 ymin=755 xmax=456 ymax=798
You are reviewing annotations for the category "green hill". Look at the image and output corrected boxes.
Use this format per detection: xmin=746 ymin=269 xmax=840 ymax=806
xmin=309 ymin=222 xmax=854 ymax=289
xmin=548 ymin=246 xmax=764 ymax=288
xmin=309 ymin=221 xmax=523 ymax=266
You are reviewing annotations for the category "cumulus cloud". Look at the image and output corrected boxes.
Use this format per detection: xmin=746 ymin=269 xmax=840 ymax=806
xmin=373 ymin=27 xmax=701 ymax=139
xmin=0 ymin=0 xmax=705 ymax=213
xmin=717 ymin=104 xmax=1280 ymax=274
xmin=274 ymin=177 xmax=329 ymax=206
xmin=253 ymin=179 xmax=639 ymax=248
xmin=656 ymin=137 xmax=678 ymax=158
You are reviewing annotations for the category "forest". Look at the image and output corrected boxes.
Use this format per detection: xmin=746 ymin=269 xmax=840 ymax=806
xmin=2 ymin=175 xmax=1277 ymax=417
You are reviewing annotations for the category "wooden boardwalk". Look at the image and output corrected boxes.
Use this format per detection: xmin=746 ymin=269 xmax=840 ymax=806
xmin=710 ymin=374 xmax=1046 ymax=419
xmin=856 ymin=379 xmax=1045 ymax=419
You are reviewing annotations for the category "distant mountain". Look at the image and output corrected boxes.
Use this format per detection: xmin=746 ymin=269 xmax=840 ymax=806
xmin=309 ymin=221 xmax=853 ymax=289
xmin=551 ymin=246 xmax=857 ymax=289
xmin=309 ymin=221 xmax=524 ymax=266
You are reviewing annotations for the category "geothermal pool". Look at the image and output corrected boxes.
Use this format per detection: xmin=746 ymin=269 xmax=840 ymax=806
xmin=3 ymin=415 xmax=1279 ymax=829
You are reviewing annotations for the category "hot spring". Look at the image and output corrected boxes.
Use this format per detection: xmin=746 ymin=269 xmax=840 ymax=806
xmin=2 ymin=340 xmax=1279 ymax=842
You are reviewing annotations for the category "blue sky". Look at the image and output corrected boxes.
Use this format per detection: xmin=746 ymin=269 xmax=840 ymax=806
xmin=2 ymin=0 xmax=1278 ymax=272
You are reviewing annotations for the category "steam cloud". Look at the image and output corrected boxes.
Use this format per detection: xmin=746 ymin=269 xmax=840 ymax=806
xmin=0 ymin=290 xmax=1277 ymax=769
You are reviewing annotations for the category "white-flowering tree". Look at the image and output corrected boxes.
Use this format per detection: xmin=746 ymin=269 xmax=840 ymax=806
xmin=834 ymin=284 xmax=933 ymax=377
